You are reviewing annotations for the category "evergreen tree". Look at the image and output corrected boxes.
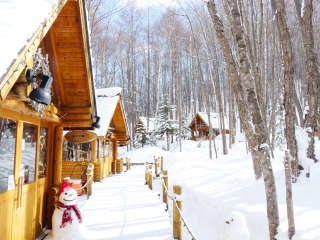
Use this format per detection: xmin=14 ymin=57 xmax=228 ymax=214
xmin=155 ymin=96 xmax=177 ymax=150
xmin=135 ymin=121 xmax=148 ymax=148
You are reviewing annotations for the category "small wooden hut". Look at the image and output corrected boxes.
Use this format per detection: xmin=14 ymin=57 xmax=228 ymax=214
xmin=189 ymin=112 xmax=229 ymax=141
xmin=0 ymin=1 xmax=98 ymax=239
xmin=93 ymin=88 xmax=129 ymax=180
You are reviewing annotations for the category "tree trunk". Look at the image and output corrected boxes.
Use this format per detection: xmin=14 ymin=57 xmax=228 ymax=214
xmin=206 ymin=1 xmax=279 ymax=239
xmin=284 ymin=151 xmax=295 ymax=239
xmin=294 ymin=0 xmax=319 ymax=162
xmin=271 ymin=0 xmax=299 ymax=178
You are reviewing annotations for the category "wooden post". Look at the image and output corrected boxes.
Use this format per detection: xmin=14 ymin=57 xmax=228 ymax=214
xmin=86 ymin=163 xmax=94 ymax=199
xmin=162 ymin=170 xmax=168 ymax=208
xmin=161 ymin=156 xmax=164 ymax=171
xmin=148 ymin=164 xmax=153 ymax=190
xmin=112 ymin=139 xmax=117 ymax=174
xmin=145 ymin=162 xmax=149 ymax=184
xmin=173 ymin=185 xmax=182 ymax=240
xmin=53 ymin=126 xmax=64 ymax=185
xmin=284 ymin=151 xmax=295 ymax=239
xmin=155 ymin=158 xmax=159 ymax=177
xmin=91 ymin=139 xmax=96 ymax=163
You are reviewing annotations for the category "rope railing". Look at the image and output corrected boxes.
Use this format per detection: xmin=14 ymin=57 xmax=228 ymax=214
xmin=161 ymin=178 xmax=198 ymax=240
xmin=145 ymin=156 xmax=198 ymax=240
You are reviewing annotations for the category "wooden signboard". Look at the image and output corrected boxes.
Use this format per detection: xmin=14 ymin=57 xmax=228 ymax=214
xmin=64 ymin=130 xmax=97 ymax=143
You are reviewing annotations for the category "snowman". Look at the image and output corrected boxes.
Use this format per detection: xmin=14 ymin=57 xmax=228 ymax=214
xmin=224 ymin=211 xmax=250 ymax=240
xmin=51 ymin=180 xmax=84 ymax=240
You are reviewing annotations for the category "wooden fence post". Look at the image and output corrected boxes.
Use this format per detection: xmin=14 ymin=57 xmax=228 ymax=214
xmin=86 ymin=163 xmax=94 ymax=199
xmin=162 ymin=170 xmax=168 ymax=208
xmin=155 ymin=158 xmax=159 ymax=177
xmin=145 ymin=162 xmax=149 ymax=184
xmin=148 ymin=164 xmax=153 ymax=190
xmin=126 ymin=157 xmax=129 ymax=171
xmin=161 ymin=156 xmax=164 ymax=171
xmin=173 ymin=185 xmax=182 ymax=240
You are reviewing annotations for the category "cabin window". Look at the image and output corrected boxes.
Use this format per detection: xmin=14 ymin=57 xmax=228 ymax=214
xmin=79 ymin=142 xmax=91 ymax=161
xmin=63 ymin=141 xmax=91 ymax=162
xmin=21 ymin=123 xmax=37 ymax=184
xmin=0 ymin=118 xmax=16 ymax=193
xmin=38 ymin=128 xmax=48 ymax=178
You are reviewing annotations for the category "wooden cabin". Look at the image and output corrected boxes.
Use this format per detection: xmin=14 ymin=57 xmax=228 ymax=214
xmin=189 ymin=112 xmax=229 ymax=141
xmin=93 ymin=88 xmax=129 ymax=180
xmin=0 ymin=1 xmax=98 ymax=239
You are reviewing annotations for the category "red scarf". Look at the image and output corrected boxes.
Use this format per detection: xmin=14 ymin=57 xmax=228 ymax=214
xmin=58 ymin=201 xmax=82 ymax=228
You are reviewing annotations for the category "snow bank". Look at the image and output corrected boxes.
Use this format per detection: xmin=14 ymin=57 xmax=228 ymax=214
xmin=124 ymin=135 xmax=320 ymax=240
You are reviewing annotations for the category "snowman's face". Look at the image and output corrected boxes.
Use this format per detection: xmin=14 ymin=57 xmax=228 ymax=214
xmin=59 ymin=187 xmax=77 ymax=205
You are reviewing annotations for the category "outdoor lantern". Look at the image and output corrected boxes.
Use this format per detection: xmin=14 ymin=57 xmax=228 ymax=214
xmin=26 ymin=70 xmax=53 ymax=105
xmin=92 ymin=116 xmax=100 ymax=128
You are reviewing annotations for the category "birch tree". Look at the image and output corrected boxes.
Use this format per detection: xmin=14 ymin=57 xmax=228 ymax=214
xmin=206 ymin=1 xmax=279 ymax=238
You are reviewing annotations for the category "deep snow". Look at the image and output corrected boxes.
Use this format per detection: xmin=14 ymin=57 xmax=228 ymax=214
xmin=121 ymin=135 xmax=320 ymax=240
xmin=47 ymin=133 xmax=320 ymax=240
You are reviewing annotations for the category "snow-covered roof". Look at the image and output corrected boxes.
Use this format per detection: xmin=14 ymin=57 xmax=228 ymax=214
xmin=93 ymin=88 xmax=122 ymax=136
xmin=95 ymin=87 xmax=122 ymax=98
xmin=0 ymin=0 xmax=59 ymax=80
xmin=198 ymin=112 xmax=220 ymax=129
xmin=190 ymin=112 xmax=229 ymax=130
xmin=138 ymin=117 xmax=157 ymax=132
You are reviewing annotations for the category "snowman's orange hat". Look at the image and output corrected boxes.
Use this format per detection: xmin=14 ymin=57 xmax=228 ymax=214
xmin=59 ymin=179 xmax=72 ymax=195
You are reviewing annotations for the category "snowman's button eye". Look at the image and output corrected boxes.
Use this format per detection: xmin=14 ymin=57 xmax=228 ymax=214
xmin=65 ymin=192 xmax=67 ymax=195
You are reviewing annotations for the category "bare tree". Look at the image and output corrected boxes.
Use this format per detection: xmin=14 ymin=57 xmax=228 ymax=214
xmin=270 ymin=0 xmax=299 ymax=178
xmin=294 ymin=0 xmax=319 ymax=162
xmin=206 ymin=1 xmax=279 ymax=238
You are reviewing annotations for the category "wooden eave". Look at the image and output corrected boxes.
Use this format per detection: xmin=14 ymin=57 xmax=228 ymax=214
xmin=110 ymin=98 xmax=129 ymax=144
xmin=0 ymin=0 xmax=97 ymax=129
xmin=45 ymin=0 xmax=96 ymax=129
xmin=0 ymin=0 xmax=68 ymax=101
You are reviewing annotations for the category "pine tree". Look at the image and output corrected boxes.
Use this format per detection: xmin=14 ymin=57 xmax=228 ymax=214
xmin=135 ymin=121 xmax=148 ymax=148
xmin=155 ymin=96 xmax=177 ymax=150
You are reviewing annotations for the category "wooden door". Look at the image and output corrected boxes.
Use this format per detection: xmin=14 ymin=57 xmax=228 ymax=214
xmin=0 ymin=117 xmax=17 ymax=239
xmin=35 ymin=127 xmax=50 ymax=234
xmin=12 ymin=122 xmax=38 ymax=240
xmin=0 ymin=115 xmax=52 ymax=240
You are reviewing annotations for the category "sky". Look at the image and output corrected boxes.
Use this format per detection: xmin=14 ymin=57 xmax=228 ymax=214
xmin=126 ymin=0 xmax=179 ymax=8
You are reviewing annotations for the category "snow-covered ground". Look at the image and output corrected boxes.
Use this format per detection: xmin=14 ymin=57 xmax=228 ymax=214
xmin=47 ymin=134 xmax=320 ymax=240
xmin=47 ymin=167 xmax=173 ymax=240
xmin=121 ymin=136 xmax=320 ymax=240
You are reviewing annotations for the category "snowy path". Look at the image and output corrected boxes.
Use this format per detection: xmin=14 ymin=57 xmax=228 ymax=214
xmin=80 ymin=166 xmax=173 ymax=240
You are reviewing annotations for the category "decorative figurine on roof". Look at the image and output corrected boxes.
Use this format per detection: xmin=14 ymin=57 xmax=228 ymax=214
xmin=51 ymin=180 xmax=84 ymax=240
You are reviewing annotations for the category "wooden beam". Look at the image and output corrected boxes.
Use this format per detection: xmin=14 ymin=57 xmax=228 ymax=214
xmin=78 ymin=0 xmax=96 ymax=121
xmin=62 ymin=113 xmax=92 ymax=121
xmin=53 ymin=126 xmax=63 ymax=185
xmin=0 ymin=100 xmax=61 ymax=123
xmin=60 ymin=107 xmax=92 ymax=114
xmin=62 ymin=120 xmax=93 ymax=128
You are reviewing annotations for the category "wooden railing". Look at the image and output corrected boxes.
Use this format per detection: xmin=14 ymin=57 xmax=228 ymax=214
xmin=145 ymin=157 xmax=198 ymax=240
